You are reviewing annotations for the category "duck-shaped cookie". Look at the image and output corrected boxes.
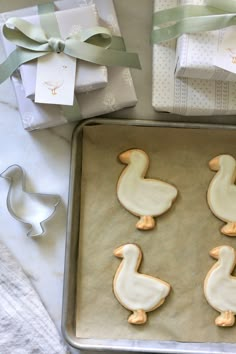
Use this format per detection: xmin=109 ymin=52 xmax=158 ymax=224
xmin=204 ymin=245 xmax=236 ymax=327
xmin=0 ymin=165 xmax=60 ymax=237
xmin=117 ymin=149 xmax=178 ymax=230
xmin=113 ymin=243 xmax=171 ymax=324
xmin=208 ymin=154 xmax=236 ymax=236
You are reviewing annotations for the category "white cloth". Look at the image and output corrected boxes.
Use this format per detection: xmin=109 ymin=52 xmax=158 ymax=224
xmin=0 ymin=241 xmax=68 ymax=354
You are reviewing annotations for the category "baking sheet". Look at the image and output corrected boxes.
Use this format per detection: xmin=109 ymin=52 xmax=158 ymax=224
xmin=76 ymin=123 xmax=236 ymax=343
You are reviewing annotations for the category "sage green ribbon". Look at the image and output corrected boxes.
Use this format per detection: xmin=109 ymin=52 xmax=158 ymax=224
xmin=0 ymin=4 xmax=141 ymax=85
xmin=152 ymin=0 xmax=236 ymax=44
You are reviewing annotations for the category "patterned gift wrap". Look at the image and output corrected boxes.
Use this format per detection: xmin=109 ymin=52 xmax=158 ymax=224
xmin=0 ymin=0 xmax=137 ymax=130
xmin=175 ymin=0 xmax=236 ymax=82
xmin=152 ymin=0 xmax=236 ymax=116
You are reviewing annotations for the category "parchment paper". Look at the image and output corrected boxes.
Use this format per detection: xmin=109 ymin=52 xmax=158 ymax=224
xmin=76 ymin=124 xmax=236 ymax=343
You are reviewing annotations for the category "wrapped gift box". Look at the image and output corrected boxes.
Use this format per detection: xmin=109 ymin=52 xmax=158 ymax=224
xmin=152 ymin=0 xmax=236 ymax=115
xmin=7 ymin=5 xmax=108 ymax=99
xmin=175 ymin=0 xmax=236 ymax=82
xmin=0 ymin=0 xmax=137 ymax=130
xmin=175 ymin=32 xmax=236 ymax=82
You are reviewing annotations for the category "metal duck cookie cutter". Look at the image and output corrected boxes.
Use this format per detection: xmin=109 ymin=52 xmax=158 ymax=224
xmin=0 ymin=164 xmax=60 ymax=237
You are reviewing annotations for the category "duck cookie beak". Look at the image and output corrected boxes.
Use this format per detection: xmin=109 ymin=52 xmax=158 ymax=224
xmin=113 ymin=246 xmax=124 ymax=258
xmin=209 ymin=246 xmax=221 ymax=259
xmin=209 ymin=156 xmax=220 ymax=171
xmin=119 ymin=150 xmax=131 ymax=164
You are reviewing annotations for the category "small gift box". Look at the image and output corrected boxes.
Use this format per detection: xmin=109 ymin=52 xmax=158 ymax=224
xmin=175 ymin=28 xmax=236 ymax=82
xmin=174 ymin=0 xmax=236 ymax=82
xmin=0 ymin=0 xmax=138 ymax=130
xmin=152 ymin=0 xmax=236 ymax=116
xmin=9 ymin=5 xmax=108 ymax=99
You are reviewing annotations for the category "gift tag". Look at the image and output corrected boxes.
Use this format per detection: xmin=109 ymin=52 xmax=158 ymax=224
xmin=35 ymin=53 xmax=76 ymax=105
xmin=214 ymin=26 xmax=236 ymax=74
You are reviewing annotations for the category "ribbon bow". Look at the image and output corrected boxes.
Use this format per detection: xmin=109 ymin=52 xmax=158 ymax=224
xmin=152 ymin=0 xmax=236 ymax=44
xmin=0 ymin=4 xmax=141 ymax=85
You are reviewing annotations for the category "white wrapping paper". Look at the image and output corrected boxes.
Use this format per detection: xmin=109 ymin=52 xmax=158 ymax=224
xmin=0 ymin=0 xmax=137 ymax=130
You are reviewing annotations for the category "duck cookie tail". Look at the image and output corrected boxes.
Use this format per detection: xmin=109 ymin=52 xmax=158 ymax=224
xmin=221 ymin=222 xmax=236 ymax=237
xmin=136 ymin=216 xmax=155 ymax=230
xmin=128 ymin=310 xmax=147 ymax=325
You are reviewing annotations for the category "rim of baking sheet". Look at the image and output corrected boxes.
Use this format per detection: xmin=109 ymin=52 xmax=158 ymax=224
xmin=62 ymin=117 xmax=236 ymax=354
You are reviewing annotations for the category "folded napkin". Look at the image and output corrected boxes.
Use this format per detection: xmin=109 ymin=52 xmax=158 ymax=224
xmin=0 ymin=241 xmax=68 ymax=354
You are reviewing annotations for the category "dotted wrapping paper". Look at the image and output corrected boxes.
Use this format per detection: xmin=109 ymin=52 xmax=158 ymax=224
xmin=152 ymin=0 xmax=236 ymax=116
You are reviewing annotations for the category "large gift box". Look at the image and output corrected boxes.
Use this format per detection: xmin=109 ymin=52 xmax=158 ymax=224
xmin=152 ymin=0 xmax=236 ymax=116
xmin=175 ymin=0 xmax=236 ymax=82
xmin=0 ymin=0 xmax=137 ymax=130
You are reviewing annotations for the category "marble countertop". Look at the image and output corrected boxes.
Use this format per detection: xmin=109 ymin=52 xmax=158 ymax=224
xmin=0 ymin=73 xmax=77 ymax=351
xmin=0 ymin=70 xmax=75 ymax=330
xmin=1 ymin=1 xmax=236 ymax=354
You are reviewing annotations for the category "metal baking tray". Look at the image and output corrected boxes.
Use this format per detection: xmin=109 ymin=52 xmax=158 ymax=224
xmin=62 ymin=117 xmax=236 ymax=353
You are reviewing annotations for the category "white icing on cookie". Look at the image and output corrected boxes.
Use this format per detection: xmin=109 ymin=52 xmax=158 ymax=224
xmin=204 ymin=245 xmax=236 ymax=327
xmin=208 ymin=154 xmax=236 ymax=223
xmin=117 ymin=149 xmax=178 ymax=230
xmin=113 ymin=244 xmax=170 ymax=324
